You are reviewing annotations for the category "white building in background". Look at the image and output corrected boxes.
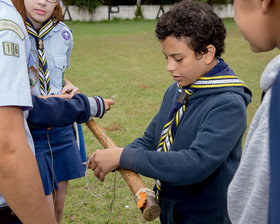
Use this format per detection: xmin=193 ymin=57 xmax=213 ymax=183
xmin=62 ymin=4 xmax=234 ymax=21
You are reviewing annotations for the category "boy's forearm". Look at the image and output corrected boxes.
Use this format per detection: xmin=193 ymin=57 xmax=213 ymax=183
xmin=28 ymin=94 xmax=91 ymax=127
xmin=0 ymin=146 xmax=57 ymax=223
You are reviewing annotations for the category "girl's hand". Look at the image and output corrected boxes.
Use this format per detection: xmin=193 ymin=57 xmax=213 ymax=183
xmin=87 ymin=147 xmax=123 ymax=182
xmin=61 ymin=78 xmax=79 ymax=96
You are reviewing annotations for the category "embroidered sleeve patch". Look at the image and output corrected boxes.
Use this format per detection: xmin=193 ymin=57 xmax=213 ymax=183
xmin=2 ymin=42 xmax=19 ymax=57
xmin=0 ymin=20 xmax=25 ymax=40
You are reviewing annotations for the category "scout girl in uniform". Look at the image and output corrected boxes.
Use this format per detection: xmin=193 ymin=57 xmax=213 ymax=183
xmin=12 ymin=0 xmax=114 ymax=222
xmin=87 ymin=1 xmax=252 ymax=223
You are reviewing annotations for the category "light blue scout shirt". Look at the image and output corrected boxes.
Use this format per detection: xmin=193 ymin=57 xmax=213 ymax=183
xmin=0 ymin=0 xmax=35 ymax=208
xmin=28 ymin=21 xmax=73 ymax=95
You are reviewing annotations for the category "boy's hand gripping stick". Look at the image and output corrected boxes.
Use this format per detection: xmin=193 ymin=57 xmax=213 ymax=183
xmin=85 ymin=118 xmax=161 ymax=221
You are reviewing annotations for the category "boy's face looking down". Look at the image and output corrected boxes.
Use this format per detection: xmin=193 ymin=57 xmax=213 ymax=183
xmin=161 ymin=36 xmax=217 ymax=87
xmin=234 ymin=0 xmax=276 ymax=52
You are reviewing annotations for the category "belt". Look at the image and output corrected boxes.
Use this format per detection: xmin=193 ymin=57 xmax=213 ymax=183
xmin=29 ymin=125 xmax=52 ymax=131
xmin=0 ymin=206 xmax=21 ymax=224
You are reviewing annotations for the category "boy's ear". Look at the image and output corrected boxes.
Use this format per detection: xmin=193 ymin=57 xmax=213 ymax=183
xmin=261 ymin=0 xmax=273 ymax=13
xmin=203 ymin=45 xmax=216 ymax=65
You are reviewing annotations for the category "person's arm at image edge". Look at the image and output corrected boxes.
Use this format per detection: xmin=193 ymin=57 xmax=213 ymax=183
xmin=0 ymin=107 xmax=57 ymax=224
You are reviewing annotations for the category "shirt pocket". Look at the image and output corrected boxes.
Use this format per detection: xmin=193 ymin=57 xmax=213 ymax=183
xmin=51 ymin=56 xmax=68 ymax=92
xmin=54 ymin=56 xmax=68 ymax=73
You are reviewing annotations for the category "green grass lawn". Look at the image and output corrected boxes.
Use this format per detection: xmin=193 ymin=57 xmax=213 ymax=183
xmin=62 ymin=19 xmax=279 ymax=224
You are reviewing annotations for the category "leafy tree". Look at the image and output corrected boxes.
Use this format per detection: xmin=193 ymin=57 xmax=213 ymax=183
xmin=64 ymin=0 xmax=104 ymax=12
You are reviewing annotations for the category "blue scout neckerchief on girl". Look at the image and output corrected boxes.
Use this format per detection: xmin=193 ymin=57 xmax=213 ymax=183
xmin=26 ymin=17 xmax=54 ymax=96
xmin=155 ymin=61 xmax=251 ymax=200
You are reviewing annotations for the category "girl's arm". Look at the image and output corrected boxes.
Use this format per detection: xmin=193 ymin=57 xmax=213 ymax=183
xmin=0 ymin=106 xmax=57 ymax=224
xmin=61 ymin=27 xmax=76 ymax=96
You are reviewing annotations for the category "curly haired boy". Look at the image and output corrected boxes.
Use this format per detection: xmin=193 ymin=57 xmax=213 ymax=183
xmin=87 ymin=1 xmax=252 ymax=223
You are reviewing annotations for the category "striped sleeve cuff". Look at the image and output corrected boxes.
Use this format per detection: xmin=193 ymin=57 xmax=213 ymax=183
xmin=87 ymin=96 xmax=105 ymax=118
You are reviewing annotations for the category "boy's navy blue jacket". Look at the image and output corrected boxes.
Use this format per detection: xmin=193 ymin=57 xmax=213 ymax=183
xmin=28 ymin=93 xmax=90 ymax=127
xmin=120 ymin=59 xmax=252 ymax=224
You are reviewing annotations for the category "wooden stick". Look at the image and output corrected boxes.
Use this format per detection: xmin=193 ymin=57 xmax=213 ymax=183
xmin=85 ymin=118 xmax=161 ymax=221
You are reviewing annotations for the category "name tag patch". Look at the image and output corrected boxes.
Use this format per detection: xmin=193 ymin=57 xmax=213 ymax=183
xmin=0 ymin=20 xmax=25 ymax=40
xmin=2 ymin=42 xmax=19 ymax=57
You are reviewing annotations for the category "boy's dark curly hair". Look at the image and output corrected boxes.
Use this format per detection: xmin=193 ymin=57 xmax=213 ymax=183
xmin=155 ymin=0 xmax=226 ymax=58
